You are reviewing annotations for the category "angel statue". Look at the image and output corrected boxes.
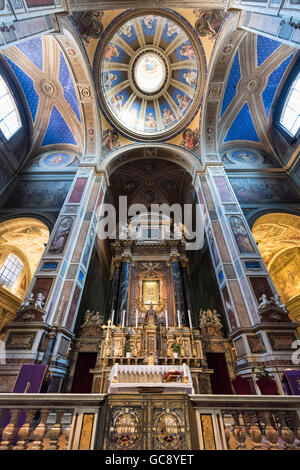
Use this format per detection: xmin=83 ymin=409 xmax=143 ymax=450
xmin=199 ymin=308 xmax=222 ymax=327
xmin=82 ymin=310 xmax=104 ymax=328
xmin=35 ymin=292 xmax=45 ymax=310
xmin=20 ymin=292 xmax=34 ymax=310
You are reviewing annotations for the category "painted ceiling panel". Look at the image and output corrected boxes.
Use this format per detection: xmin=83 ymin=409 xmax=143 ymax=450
xmin=224 ymin=103 xmax=259 ymax=142
xmin=256 ymin=35 xmax=281 ymax=68
xmin=16 ymin=37 xmax=43 ymax=71
xmin=58 ymin=51 xmax=81 ymax=122
xmin=5 ymin=56 xmax=39 ymax=121
xmin=97 ymin=12 xmax=204 ymax=141
xmin=221 ymin=50 xmax=241 ymax=117
xmin=262 ymin=53 xmax=295 ymax=117
xmin=42 ymin=105 xmax=77 ymax=146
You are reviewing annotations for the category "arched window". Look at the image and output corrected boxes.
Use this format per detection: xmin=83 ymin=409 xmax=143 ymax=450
xmin=279 ymin=71 xmax=300 ymax=137
xmin=0 ymin=253 xmax=23 ymax=290
xmin=0 ymin=75 xmax=21 ymax=139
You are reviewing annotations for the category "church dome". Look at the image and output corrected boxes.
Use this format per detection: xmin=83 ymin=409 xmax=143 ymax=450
xmin=94 ymin=12 xmax=205 ymax=141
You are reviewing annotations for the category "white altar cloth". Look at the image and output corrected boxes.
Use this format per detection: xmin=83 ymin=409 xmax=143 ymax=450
xmin=108 ymin=364 xmax=194 ymax=394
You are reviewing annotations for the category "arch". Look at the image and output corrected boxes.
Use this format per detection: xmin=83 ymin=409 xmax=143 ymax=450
xmin=252 ymin=212 xmax=300 ymax=324
xmin=199 ymin=13 xmax=245 ymax=159
xmin=0 ymin=211 xmax=56 ymax=232
xmin=0 ymin=217 xmax=49 ymax=296
xmin=0 ymin=216 xmax=49 ymax=331
xmin=99 ymin=142 xmax=202 ymax=180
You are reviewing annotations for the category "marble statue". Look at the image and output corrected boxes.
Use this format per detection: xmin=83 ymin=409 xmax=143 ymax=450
xmin=199 ymin=308 xmax=222 ymax=327
xmin=35 ymin=292 xmax=45 ymax=310
xmin=20 ymin=292 xmax=34 ymax=310
xmin=82 ymin=310 xmax=104 ymax=328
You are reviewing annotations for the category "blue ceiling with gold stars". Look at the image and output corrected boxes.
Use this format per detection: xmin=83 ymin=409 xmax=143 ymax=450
xmin=2 ymin=35 xmax=82 ymax=151
xmin=219 ymin=33 xmax=296 ymax=147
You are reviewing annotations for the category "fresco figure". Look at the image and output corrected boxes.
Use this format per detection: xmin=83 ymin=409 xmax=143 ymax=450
xmin=162 ymin=109 xmax=175 ymax=126
xmin=183 ymin=71 xmax=197 ymax=87
xmin=194 ymin=9 xmax=221 ymax=40
xmin=111 ymin=94 xmax=123 ymax=114
xmin=103 ymin=72 xmax=117 ymax=89
xmin=105 ymin=43 xmax=119 ymax=60
xmin=142 ymin=15 xmax=155 ymax=29
xmin=229 ymin=216 xmax=255 ymax=253
xmin=119 ymin=20 xmax=134 ymax=37
xmin=77 ymin=10 xmax=104 ymax=44
xmin=177 ymin=94 xmax=190 ymax=110
xmin=102 ymin=129 xmax=120 ymax=152
xmin=180 ymin=43 xmax=196 ymax=59
xmin=208 ymin=227 xmax=220 ymax=266
xmin=49 ymin=217 xmax=73 ymax=254
xmin=145 ymin=113 xmax=156 ymax=129
xmin=182 ymin=128 xmax=198 ymax=151
xmin=166 ymin=22 xmax=181 ymax=36
xmin=127 ymin=108 xmax=138 ymax=127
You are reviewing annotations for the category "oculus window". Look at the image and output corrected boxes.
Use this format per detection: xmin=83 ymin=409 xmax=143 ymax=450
xmin=279 ymin=72 xmax=300 ymax=137
xmin=0 ymin=75 xmax=21 ymax=139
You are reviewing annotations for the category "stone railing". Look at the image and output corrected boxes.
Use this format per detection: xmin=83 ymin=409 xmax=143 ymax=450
xmin=190 ymin=395 xmax=300 ymax=450
xmin=0 ymin=394 xmax=299 ymax=450
xmin=0 ymin=394 xmax=105 ymax=450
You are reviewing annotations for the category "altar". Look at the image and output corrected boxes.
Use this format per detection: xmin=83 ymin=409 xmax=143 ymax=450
xmin=108 ymin=364 xmax=194 ymax=394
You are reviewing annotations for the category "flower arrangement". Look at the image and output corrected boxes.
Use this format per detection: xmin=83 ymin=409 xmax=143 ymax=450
xmin=124 ymin=342 xmax=131 ymax=353
xmin=251 ymin=366 xmax=270 ymax=379
xmin=171 ymin=343 xmax=181 ymax=353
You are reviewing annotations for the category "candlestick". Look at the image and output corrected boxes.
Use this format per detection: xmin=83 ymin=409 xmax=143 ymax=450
xmin=122 ymin=309 xmax=125 ymax=328
xmin=165 ymin=310 xmax=168 ymax=329
xmin=111 ymin=309 xmax=115 ymax=325
xmin=187 ymin=309 xmax=192 ymax=328
xmin=136 ymin=309 xmax=138 ymax=328
xmin=177 ymin=310 xmax=181 ymax=328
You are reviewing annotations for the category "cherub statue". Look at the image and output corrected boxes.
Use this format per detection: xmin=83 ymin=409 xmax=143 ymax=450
xmin=199 ymin=308 xmax=222 ymax=327
xmin=81 ymin=309 xmax=93 ymax=328
xmin=273 ymin=294 xmax=287 ymax=311
xmin=212 ymin=309 xmax=223 ymax=327
xmin=258 ymin=294 xmax=269 ymax=308
xmin=20 ymin=292 xmax=34 ymax=310
xmin=35 ymin=292 xmax=45 ymax=310
xmin=82 ymin=309 xmax=104 ymax=328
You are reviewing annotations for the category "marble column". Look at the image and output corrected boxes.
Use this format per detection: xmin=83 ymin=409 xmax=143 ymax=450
xmin=1 ymin=166 xmax=107 ymax=391
xmin=108 ymin=261 xmax=121 ymax=322
xmin=180 ymin=259 xmax=194 ymax=327
xmin=116 ymin=258 xmax=131 ymax=326
xmin=171 ymin=256 xmax=186 ymax=326
xmin=194 ymin=166 xmax=300 ymax=380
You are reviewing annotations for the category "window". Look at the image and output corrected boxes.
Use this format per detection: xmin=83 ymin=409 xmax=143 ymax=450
xmin=280 ymin=72 xmax=300 ymax=137
xmin=0 ymin=75 xmax=21 ymax=139
xmin=0 ymin=254 xmax=23 ymax=290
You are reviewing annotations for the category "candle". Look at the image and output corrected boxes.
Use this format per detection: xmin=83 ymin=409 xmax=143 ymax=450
xmin=187 ymin=309 xmax=192 ymax=328
xmin=136 ymin=309 xmax=138 ymax=328
xmin=177 ymin=310 xmax=181 ymax=328
xmin=122 ymin=309 xmax=125 ymax=328
xmin=111 ymin=309 xmax=115 ymax=325
xmin=165 ymin=310 xmax=168 ymax=329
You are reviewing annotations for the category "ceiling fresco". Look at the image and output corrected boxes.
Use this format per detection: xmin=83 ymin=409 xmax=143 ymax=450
xmin=0 ymin=7 xmax=297 ymax=170
xmin=109 ymin=158 xmax=192 ymax=210
xmin=219 ymin=33 xmax=297 ymax=151
xmin=2 ymin=35 xmax=83 ymax=154
xmin=94 ymin=12 xmax=206 ymax=141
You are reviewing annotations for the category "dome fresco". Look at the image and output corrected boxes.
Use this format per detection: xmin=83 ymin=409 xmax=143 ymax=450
xmin=95 ymin=14 xmax=205 ymax=141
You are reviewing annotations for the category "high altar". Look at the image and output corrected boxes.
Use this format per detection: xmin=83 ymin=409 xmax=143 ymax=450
xmin=70 ymin=236 xmax=236 ymax=395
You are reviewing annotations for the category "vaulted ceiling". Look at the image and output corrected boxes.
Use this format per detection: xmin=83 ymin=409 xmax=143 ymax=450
xmin=0 ymin=8 xmax=298 ymax=171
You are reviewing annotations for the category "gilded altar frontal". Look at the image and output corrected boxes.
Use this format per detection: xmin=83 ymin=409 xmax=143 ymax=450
xmin=0 ymin=0 xmax=299 ymax=454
